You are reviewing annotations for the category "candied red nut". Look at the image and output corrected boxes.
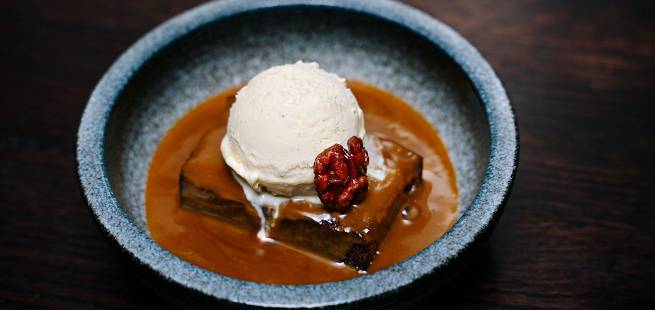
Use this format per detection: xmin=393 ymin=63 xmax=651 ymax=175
xmin=314 ymin=136 xmax=369 ymax=212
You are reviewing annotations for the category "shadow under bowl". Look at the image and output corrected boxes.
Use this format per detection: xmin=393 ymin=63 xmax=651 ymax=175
xmin=77 ymin=0 xmax=518 ymax=308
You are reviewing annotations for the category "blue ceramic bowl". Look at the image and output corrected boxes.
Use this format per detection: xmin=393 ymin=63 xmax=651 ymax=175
xmin=77 ymin=0 xmax=518 ymax=308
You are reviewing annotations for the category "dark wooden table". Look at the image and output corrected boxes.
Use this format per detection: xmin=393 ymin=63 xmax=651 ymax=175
xmin=1 ymin=0 xmax=653 ymax=309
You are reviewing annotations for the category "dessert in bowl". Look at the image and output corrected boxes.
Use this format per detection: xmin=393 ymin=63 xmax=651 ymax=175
xmin=148 ymin=61 xmax=458 ymax=283
xmin=77 ymin=0 xmax=517 ymax=308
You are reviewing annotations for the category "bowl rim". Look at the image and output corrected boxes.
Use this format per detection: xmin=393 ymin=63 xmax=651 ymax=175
xmin=76 ymin=0 xmax=518 ymax=307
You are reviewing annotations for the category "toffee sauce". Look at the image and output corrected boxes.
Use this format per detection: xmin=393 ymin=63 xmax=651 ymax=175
xmin=145 ymin=81 xmax=458 ymax=284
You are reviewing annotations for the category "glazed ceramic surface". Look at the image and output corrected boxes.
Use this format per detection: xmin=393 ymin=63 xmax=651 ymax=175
xmin=77 ymin=0 xmax=517 ymax=308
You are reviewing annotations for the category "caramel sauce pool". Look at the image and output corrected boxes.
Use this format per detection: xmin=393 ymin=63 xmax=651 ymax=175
xmin=146 ymin=81 xmax=459 ymax=284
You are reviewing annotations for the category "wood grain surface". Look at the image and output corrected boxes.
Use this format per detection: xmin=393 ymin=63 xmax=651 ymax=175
xmin=1 ymin=0 xmax=653 ymax=309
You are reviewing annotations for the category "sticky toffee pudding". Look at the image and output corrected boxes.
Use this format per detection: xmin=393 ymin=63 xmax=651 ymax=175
xmin=146 ymin=79 xmax=458 ymax=284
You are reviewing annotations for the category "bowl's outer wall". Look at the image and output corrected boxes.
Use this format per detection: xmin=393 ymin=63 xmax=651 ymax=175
xmin=78 ymin=0 xmax=516 ymax=308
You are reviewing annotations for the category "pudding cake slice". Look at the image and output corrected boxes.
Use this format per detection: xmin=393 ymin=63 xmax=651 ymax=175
xmin=179 ymin=132 xmax=422 ymax=270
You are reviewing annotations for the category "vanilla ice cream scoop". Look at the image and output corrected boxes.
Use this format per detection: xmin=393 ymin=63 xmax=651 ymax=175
xmin=220 ymin=62 xmax=366 ymax=196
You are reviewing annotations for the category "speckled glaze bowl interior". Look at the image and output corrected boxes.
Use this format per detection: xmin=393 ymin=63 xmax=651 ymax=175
xmin=77 ymin=0 xmax=517 ymax=308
